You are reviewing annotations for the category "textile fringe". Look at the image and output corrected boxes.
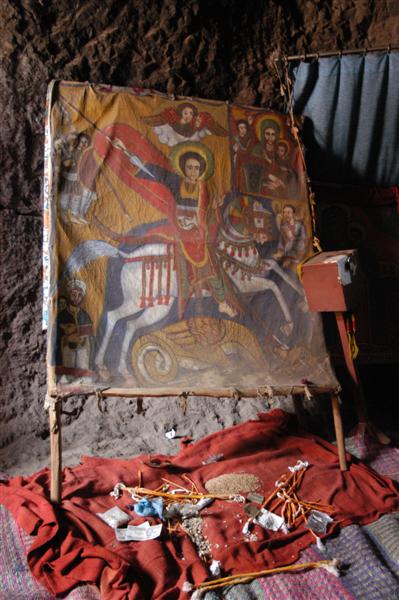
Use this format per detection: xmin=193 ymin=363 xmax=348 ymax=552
xmin=256 ymin=386 xmax=274 ymax=408
xmin=233 ymin=388 xmax=241 ymax=401
xmin=95 ymin=389 xmax=107 ymax=413
xmin=303 ymin=385 xmax=313 ymax=402
xmin=179 ymin=392 xmax=189 ymax=415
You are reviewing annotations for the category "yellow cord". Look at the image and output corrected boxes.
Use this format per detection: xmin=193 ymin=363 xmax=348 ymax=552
xmin=193 ymin=559 xmax=339 ymax=591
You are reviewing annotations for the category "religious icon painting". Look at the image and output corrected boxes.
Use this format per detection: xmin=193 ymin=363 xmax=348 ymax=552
xmin=43 ymin=81 xmax=337 ymax=394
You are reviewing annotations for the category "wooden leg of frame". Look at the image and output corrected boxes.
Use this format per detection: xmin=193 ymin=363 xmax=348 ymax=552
xmin=331 ymin=393 xmax=347 ymax=471
xmin=49 ymin=400 xmax=62 ymax=504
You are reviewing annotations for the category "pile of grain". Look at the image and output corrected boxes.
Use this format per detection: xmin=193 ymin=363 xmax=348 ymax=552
xmin=204 ymin=473 xmax=261 ymax=495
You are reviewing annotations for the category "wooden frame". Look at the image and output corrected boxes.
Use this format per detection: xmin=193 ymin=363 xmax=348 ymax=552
xmin=47 ymin=384 xmax=347 ymax=504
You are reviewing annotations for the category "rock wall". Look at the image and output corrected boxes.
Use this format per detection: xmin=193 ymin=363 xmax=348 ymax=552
xmin=1 ymin=0 xmax=398 ymax=472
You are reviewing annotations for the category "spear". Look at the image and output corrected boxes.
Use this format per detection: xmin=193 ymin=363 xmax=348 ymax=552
xmin=59 ymin=94 xmax=155 ymax=178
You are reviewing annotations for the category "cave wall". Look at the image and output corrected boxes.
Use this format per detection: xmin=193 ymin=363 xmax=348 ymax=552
xmin=1 ymin=0 xmax=398 ymax=462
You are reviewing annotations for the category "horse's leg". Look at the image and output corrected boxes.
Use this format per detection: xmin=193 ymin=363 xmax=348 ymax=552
xmin=259 ymin=279 xmax=293 ymax=333
xmin=117 ymin=256 xmax=177 ymax=378
xmin=263 ymin=259 xmax=304 ymax=295
xmin=95 ymin=298 xmax=139 ymax=379
xmin=233 ymin=272 xmax=293 ymax=333
xmin=96 ymin=258 xmax=151 ymax=379
xmin=96 ymin=252 xmax=176 ymax=380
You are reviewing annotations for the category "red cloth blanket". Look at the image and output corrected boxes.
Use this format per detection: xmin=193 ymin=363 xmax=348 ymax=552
xmin=1 ymin=410 xmax=398 ymax=599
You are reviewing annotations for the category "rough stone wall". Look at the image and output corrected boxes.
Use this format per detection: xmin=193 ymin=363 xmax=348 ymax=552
xmin=0 ymin=0 xmax=398 ymax=471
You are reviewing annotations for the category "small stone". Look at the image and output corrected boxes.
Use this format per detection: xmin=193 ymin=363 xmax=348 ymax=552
xmin=244 ymin=503 xmax=260 ymax=518
xmin=247 ymin=492 xmax=265 ymax=504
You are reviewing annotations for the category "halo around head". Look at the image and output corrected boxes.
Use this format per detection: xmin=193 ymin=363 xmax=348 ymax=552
xmin=276 ymin=138 xmax=290 ymax=153
xmin=255 ymin=115 xmax=283 ymax=142
xmin=171 ymin=141 xmax=214 ymax=181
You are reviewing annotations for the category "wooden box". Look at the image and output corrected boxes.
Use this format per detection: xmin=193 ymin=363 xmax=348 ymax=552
xmin=301 ymin=250 xmax=362 ymax=312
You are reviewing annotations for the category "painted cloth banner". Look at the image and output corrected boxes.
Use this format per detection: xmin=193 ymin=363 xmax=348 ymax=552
xmin=291 ymin=51 xmax=399 ymax=187
xmin=44 ymin=81 xmax=337 ymax=393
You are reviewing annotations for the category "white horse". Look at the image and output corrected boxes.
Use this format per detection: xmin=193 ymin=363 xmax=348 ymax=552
xmin=61 ymin=233 xmax=303 ymax=381
xmin=216 ymin=220 xmax=303 ymax=328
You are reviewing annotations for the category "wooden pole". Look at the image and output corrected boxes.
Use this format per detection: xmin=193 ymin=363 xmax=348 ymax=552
xmin=50 ymin=383 xmax=340 ymax=400
xmin=335 ymin=311 xmax=390 ymax=445
xmin=274 ymin=44 xmax=399 ymax=63
xmin=335 ymin=312 xmax=368 ymax=423
xmin=331 ymin=393 xmax=347 ymax=471
xmin=49 ymin=399 xmax=62 ymax=504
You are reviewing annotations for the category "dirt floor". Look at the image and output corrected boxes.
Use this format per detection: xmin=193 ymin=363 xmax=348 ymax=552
xmin=1 ymin=1 xmax=398 ymax=477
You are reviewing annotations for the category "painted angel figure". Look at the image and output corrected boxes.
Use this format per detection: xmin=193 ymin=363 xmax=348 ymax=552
xmin=141 ymin=102 xmax=228 ymax=146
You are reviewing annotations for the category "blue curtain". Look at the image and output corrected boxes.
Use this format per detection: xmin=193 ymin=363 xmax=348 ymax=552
xmin=291 ymin=52 xmax=399 ymax=187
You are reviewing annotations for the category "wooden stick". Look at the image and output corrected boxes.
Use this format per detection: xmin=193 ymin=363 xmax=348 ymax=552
xmin=182 ymin=474 xmax=200 ymax=494
xmin=49 ymin=384 xmax=340 ymax=400
xmin=122 ymin=485 xmax=239 ymax=502
xmin=194 ymin=559 xmax=339 ymax=590
xmin=161 ymin=477 xmax=190 ymax=493
xmin=335 ymin=312 xmax=368 ymax=423
xmin=331 ymin=393 xmax=347 ymax=471
xmin=273 ymin=44 xmax=399 ymax=62
xmin=49 ymin=400 xmax=62 ymax=504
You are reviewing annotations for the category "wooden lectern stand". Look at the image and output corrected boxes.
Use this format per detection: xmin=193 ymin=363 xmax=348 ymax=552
xmin=301 ymin=249 xmax=389 ymax=463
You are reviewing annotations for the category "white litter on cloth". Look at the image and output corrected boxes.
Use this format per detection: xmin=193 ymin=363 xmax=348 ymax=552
xmin=96 ymin=506 xmax=130 ymax=529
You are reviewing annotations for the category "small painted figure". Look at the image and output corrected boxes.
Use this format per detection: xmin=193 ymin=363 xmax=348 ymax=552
xmin=274 ymin=204 xmax=307 ymax=270
xmin=55 ymin=279 xmax=95 ymax=382
xmin=232 ymin=117 xmax=258 ymax=191
xmin=56 ymin=132 xmax=93 ymax=224
xmin=142 ymin=102 xmax=228 ymax=146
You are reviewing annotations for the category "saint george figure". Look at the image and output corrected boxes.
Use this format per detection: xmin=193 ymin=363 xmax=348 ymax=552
xmin=55 ymin=279 xmax=95 ymax=382
xmin=274 ymin=204 xmax=307 ymax=270
xmin=133 ymin=142 xmax=238 ymax=318
xmin=84 ymin=124 xmax=238 ymax=317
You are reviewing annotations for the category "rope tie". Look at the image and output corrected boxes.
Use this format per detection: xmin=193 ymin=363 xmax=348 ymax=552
xmin=303 ymin=385 xmax=313 ymax=402
xmin=44 ymin=393 xmax=59 ymax=412
xmin=179 ymin=392 xmax=188 ymax=415
xmin=95 ymin=389 xmax=107 ymax=413
xmin=265 ymin=385 xmax=274 ymax=402
xmin=232 ymin=388 xmax=241 ymax=402
xmin=45 ymin=394 xmax=61 ymax=434
xmin=256 ymin=386 xmax=274 ymax=408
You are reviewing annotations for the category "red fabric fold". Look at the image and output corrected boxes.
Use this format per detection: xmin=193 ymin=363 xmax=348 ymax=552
xmin=0 ymin=410 xmax=398 ymax=599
